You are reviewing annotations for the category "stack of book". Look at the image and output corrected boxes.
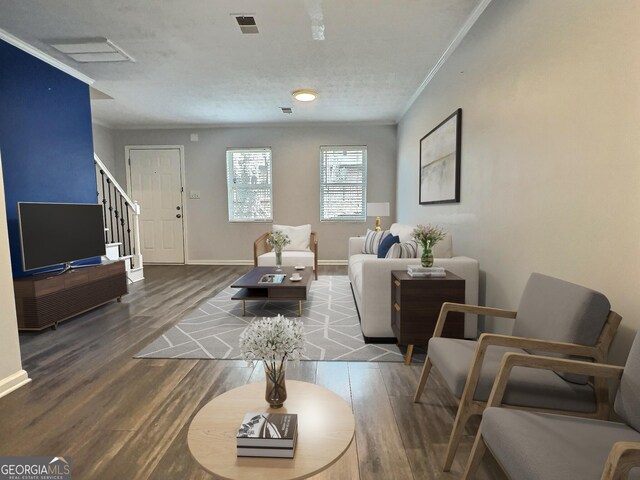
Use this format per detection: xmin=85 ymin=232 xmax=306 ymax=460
xmin=258 ymin=274 xmax=286 ymax=284
xmin=236 ymin=412 xmax=298 ymax=458
xmin=407 ymin=265 xmax=446 ymax=278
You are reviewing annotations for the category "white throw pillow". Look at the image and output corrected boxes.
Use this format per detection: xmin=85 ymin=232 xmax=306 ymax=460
xmin=272 ymin=224 xmax=311 ymax=251
xmin=361 ymin=229 xmax=391 ymax=255
xmin=390 ymin=223 xmax=415 ymax=243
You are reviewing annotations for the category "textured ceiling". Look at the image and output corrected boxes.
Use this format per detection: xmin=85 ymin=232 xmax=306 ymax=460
xmin=0 ymin=0 xmax=481 ymax=128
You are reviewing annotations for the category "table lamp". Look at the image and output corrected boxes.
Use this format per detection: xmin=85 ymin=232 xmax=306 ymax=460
xmin=366 ymin=202 xmax=390 ymax=231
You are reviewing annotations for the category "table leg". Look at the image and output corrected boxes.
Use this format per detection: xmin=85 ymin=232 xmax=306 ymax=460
xmin=242 ymin=300 xmax=246 ymax=317
xmin=299 ymin=300 xmax=302 ymax=317
xmin=405 ymin=344 xmax=414 ymax=365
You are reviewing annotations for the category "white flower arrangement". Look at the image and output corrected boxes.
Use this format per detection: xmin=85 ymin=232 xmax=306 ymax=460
xmin=239 ymin=315 xmax=306 ymax=368
xmin=266 ymin=231 xmax=291 ymax=252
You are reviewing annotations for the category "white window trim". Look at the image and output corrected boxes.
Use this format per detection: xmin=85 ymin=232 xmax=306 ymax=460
xmin=226 ymin=147 xmax=273 ymax=223
xmin=319 ymin=145 xmax=367 ymax=222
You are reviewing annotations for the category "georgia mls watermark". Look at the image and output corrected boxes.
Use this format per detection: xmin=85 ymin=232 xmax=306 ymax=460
xmin=0 ymin=457 xmax=71 ymax=480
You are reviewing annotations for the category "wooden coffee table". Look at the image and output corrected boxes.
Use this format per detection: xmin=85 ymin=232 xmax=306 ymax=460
xmin=187 ymin=380 xmax=356 ymax=480
xmin=230 ymin=267 xmax=312 ymax=317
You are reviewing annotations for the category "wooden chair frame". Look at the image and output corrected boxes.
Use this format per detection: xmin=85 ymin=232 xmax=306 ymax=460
xmin=413 ymin=301 xmax=622 ymax=472
xmin=253 ymin=231 xmax=319 ymax=280
xmin=463 ymin=353 xmax=639 ymax=480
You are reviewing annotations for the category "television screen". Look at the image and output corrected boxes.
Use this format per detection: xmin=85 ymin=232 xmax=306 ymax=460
xmin=18 ymin=202 xmax=106 ymax=271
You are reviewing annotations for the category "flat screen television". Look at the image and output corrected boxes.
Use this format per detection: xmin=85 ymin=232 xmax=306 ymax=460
xmin=18 ymin=202 xmax=106 ymax=272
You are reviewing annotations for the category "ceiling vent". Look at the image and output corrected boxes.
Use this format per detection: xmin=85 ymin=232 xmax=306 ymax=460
xmin=49 ymin=37 xmax=134 ymax=63
xmin=281 ymin=107 xmax=293 ymax=114
xmin=235 ymin=16 xmax=259 ymax=34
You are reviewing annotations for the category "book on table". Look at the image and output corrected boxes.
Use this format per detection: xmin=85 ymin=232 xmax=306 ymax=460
xmin=407 ymin=265 xmax=446 ymax=277
xmin=236 ymin=413 xmax=298 ymax=458
xmin=258 ymin=274 xmax=286 ymax=284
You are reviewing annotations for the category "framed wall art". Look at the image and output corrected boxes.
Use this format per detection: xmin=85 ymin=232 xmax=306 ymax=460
xmin=419 ymin=108 xmax=462 ymax=204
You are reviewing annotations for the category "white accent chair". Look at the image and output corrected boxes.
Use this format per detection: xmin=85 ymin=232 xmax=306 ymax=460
xmin=254 ymin=225 xmax=318 ymax=280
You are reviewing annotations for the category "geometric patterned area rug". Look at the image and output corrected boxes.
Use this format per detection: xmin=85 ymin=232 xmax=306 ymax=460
xmin=134 ymin=275 xmax=417 ymax=362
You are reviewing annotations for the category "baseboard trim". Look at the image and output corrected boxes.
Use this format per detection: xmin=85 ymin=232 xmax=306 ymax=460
xmin=0 ymin=369 xmax=31 ymax=399
xmin=187 ymin=260 xmax=348 ymax=266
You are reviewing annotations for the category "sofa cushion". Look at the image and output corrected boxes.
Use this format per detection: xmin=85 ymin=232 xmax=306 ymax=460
xmin=361 ymin=229 xmax=390 ymax=254
xmin=428 ymin=337 xmax=596 ymax=412
xmin=482 ymin=408 xmax=640 ymax=480
xmin=272 ymin=224 xmax=311 ymax=251
xmin=390 ymin=223 xmax=414 ymax=243
xmin=377 ymin=235 xmax=399 ymax=258
xmin=512 ymin=273 xmax=611 ymax=384
xmin=385 ymin=240 xmax=418 ymax=259
xmin=258 ymin=251 xmax=315 ymax=268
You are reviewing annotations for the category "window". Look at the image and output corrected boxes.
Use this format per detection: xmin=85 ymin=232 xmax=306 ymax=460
xmin=226 ymin=148 xmax=273 ymax=222
xmin=319 ymin=146 xmax=367 ymax=222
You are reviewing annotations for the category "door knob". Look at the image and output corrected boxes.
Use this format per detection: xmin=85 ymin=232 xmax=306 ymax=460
xmin=176 ymin=206 xmax=181 ymax=210
xmin=176 ymin=214 xmax=182 ymax=218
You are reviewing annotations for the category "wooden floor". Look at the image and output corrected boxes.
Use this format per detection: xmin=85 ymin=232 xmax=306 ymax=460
xmin=0 ymin=265 xmax=506 ymax=480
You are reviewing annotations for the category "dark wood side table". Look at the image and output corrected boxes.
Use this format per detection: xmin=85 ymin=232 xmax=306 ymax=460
xmin=391 ymin=270 xmax=465 ymax=365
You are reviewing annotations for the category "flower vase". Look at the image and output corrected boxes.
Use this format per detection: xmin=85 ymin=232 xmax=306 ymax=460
xmin=421 ymin=248 xmax=434 ymax=268
xmin=275 ymin=249 xmax=283 ymax=271
xmin=264 ymin=362 xmax=287 ymax=408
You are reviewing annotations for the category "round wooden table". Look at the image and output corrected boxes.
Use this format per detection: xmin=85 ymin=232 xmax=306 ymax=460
xmin=188 ymin=380 xmax=356 ymax=480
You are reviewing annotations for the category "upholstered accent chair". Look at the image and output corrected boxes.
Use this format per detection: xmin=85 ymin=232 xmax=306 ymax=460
xmin=254 ymin=224 xmax=318 ymax=280
xmin=464 ymin=332 xmax=640 ymax=480
xmin=414 ymin=273 xmax=622 ymax=471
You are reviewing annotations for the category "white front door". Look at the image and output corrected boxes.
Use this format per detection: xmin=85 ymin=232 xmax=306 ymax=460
xmin=128 ymin=148 xmax=185 ymax=264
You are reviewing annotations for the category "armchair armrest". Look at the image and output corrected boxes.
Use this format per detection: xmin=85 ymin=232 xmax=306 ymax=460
xmin=432 ymin=302 xmax=517 ymax=337
xmin=253 ymin=232 xmax=271 ymax=266
xmin=601 ymin=442 xmax=640 ymax=480
xmin=486 ymin=352 xmax=624 ymax=408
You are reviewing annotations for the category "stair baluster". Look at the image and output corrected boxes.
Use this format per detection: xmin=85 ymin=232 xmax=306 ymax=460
xmin=99 ymin=169 xmax=108 ymax=243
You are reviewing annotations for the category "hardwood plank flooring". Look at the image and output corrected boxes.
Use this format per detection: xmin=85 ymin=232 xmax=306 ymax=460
xmin=0 ymin=265 xmax=506 ymax=480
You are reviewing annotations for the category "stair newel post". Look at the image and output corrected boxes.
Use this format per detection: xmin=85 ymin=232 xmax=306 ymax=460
xmin=133 ymin=201 xmax=143 ymax=269
xmin=125 ymin=202 xmax=133 ymax=267
xmin=99 ymin=169 xmax=108 ymax=243
xmin=107 ymin=178 xmax=115 ymax=244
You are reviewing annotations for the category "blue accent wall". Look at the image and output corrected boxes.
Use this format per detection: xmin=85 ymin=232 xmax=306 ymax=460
xmin=0 ymin=40 xmax=97 ymax=276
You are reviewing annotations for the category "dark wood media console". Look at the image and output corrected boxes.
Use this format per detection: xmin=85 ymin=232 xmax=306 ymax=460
xmin=13 ymin=261 xmax=128 ymax=331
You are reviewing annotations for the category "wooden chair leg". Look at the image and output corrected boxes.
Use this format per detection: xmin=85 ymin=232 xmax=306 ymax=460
xmin=443 ymin=400 xmax=472 ymax=471
xmin=463 ymin=429 xmax=487 ymax=480
xmin=413 ymin=356 xmax=433 ymax=402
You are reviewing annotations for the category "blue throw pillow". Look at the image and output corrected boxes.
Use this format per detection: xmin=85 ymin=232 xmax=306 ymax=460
xmin=377 ymin=235 xmax=400 ymax=258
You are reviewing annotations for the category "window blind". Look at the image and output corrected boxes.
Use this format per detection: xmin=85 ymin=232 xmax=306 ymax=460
xmin=226 ymin=148 xmax=273 ymax=222
xmin=319 ymin=146 xmax=367 ymax=222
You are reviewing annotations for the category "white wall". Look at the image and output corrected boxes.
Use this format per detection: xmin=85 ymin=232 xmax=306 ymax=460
xmin=396 ymin=0 xmax=640 ymax=363
xmin=112 ymin=124 xmax=397 ymax=262
xmin=92 ymin=123 xmax=117 ymax=173
xmin=0 ymin=153 xmax=30 ymax=397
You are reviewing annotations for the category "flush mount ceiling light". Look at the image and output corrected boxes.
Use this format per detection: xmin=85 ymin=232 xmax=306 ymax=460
xmin=292 ymin=89 xmax=318 ymax=102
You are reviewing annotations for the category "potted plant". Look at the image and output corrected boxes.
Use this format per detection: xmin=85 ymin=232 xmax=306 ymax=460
xmin=266 ymin=231 xmax=291 ymax=271
xmin=412 ymin=224 xmax=446 ymax=267
xmin=239 ymin=315 xmax=306 ymax=408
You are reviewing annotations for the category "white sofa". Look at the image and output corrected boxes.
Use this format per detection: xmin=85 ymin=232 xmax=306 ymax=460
xmin=348 ymin=224 xmax=479 ymax=340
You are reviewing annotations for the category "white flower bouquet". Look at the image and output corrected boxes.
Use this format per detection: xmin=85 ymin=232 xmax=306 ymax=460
xmin=266 ymin=231 xmax=291 ymax=252
xmin=239 ymin=315 xmax=306 ymax=408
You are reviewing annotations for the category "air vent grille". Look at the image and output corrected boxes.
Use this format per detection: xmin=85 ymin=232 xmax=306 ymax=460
xmin=281 ymin=107 xmax=293 ymax=114
xmin=235 ymin=16 xmax=258 ymax=34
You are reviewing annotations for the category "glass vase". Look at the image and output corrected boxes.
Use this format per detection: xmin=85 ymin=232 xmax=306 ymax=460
xmin=421 ymin=248 xmax=434 ymax=268
xmin=264 ymin=361 xmax=287 ymax=408
xmin=275 ymin=249 xmax=283 ymax=272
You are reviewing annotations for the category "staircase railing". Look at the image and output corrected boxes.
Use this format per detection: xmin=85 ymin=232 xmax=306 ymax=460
xmin=94 ymin=154 xmax=142 ymax=270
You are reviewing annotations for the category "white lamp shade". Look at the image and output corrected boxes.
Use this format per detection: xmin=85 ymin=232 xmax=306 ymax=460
xmin=366 ymin=202 xmax=390 ymax=217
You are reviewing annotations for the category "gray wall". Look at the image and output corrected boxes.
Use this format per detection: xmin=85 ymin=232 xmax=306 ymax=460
xmin=111 ymin=124 xmax=397 ymax=262
xmin=396 ymin=0 xmax=640 ymax=363
xmin=92 ymin=123 xmax=116 ymax=172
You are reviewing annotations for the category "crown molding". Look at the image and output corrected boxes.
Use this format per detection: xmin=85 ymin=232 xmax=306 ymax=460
xmin=398 ymin=0 xmax=492 ymax=120
xmin=0 ymin=28 xmax=94 ymax=85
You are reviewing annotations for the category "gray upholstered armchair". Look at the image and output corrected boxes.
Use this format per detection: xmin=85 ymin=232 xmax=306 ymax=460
xmin=414 ymin=273 xmax=622 ymax=471
xmin=464 ymin=332 xmax=640 ymax=480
